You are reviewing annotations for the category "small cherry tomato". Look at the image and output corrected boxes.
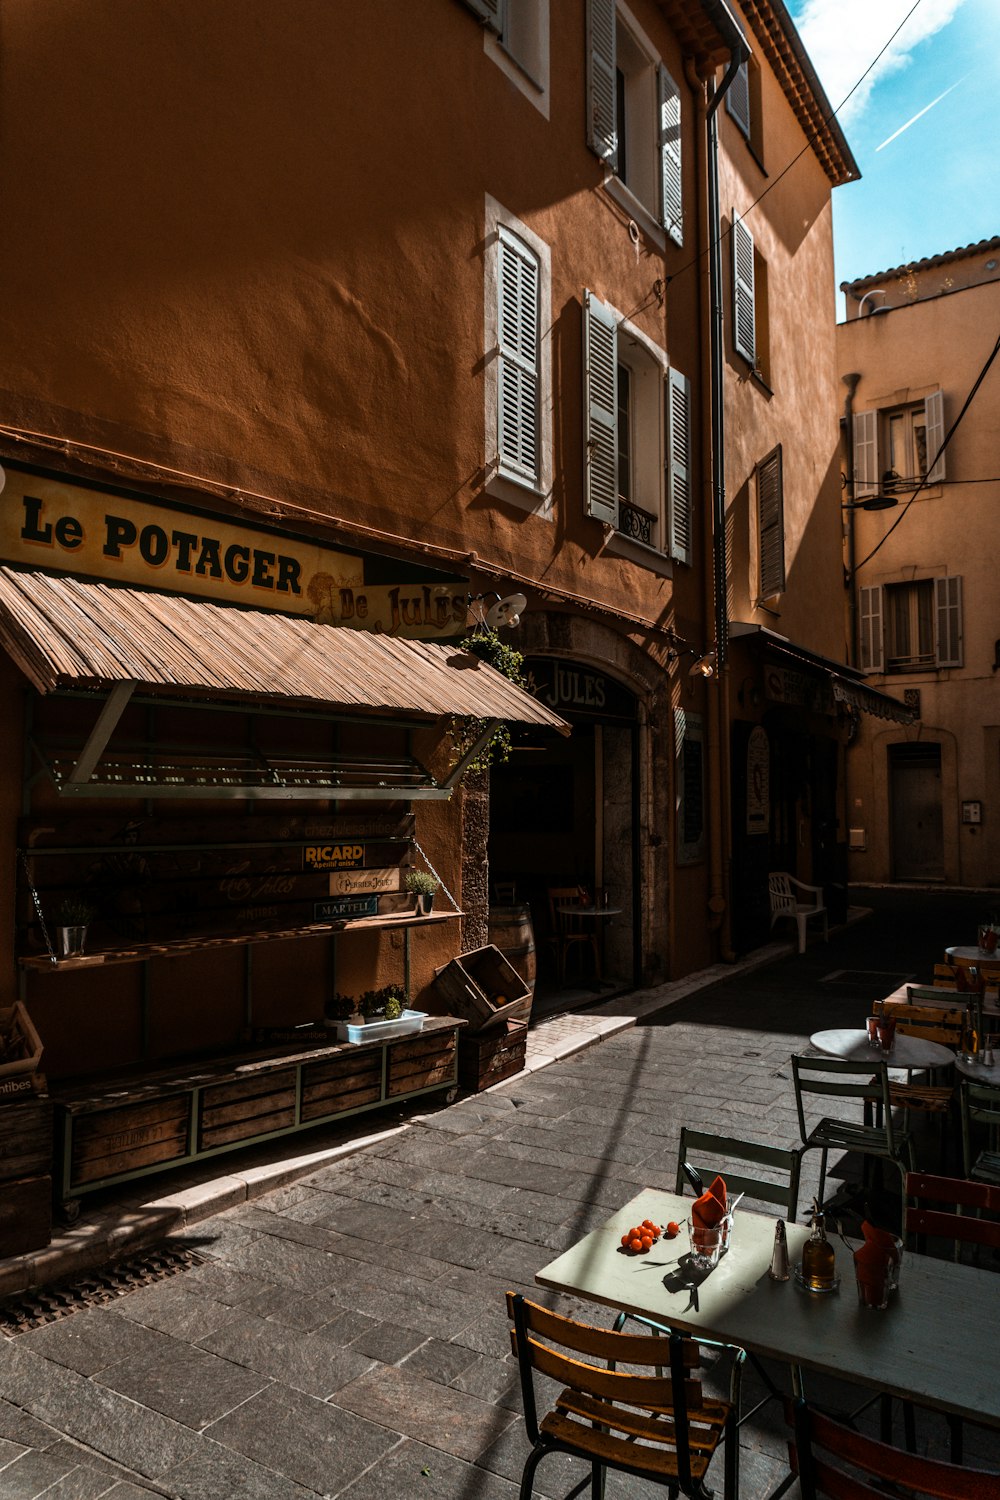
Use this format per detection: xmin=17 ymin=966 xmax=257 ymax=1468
xmin=665 ymin=1221 xmax=681 ymax=1238
xmin=629 ymin=1236 xmax=643 ymax=1253
xmin=640 ymin=1235 xmax=653 ymax=1251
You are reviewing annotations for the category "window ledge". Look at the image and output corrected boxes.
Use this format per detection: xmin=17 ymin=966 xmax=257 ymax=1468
xmin=600 ymin=174 xmax=666 ymax=253
xmin=486 ymin=470 xmax=553 ymax=521
xmin=603 ymin=528 xmax=674 ymax=576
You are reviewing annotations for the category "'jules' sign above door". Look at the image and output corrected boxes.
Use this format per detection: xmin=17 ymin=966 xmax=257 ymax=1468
xmin=0 ymin=464 xmax=469 ymax=638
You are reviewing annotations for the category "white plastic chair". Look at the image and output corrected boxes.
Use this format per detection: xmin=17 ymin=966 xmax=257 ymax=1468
xmin=768 ymin=871 xmax=828 ymax=954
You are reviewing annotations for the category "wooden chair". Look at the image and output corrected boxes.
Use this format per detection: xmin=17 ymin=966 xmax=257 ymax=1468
xmin=507 ymin=1291 xmax=743 ymax=1500
xmin=906 ymin=1170 xmax=1000 ymax=1256
xmin=791 ymin=1055 xmax=915 ymax=1222
xmin=961 ymin=1079 xmax=1000 ymax=1186
xmin=875 ymin=998 xmax=959 ymax=1119
xmin=768 ymin=872 xmax=828 ymax=954
xmin=547 ymin=886 xmax=600 ymax=984
xmin=787 ymin=1396 xmax=1000 ymax=1500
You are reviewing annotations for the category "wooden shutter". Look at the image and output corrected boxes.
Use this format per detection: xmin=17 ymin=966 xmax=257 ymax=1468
xmin=858 ymin=585 xmax=884 ymax=673
xmin=732 ymin=214 xmax=755 ymax=366
xmin=497 ymin=226 xmax=540 ymax=484
xmin=658 ymin=66 xmax=682 ymax=246
xmin=460 ymin=0 xmax=503 ymax=32
xmin=757 ymin=445 xmax=784 ymax=597
xmin=726 ymin=60 xmax=751 ymax=139
xmin=666 ymin=367 xmax=691 ymax=564
xmin=852 ymin=409 xmax=878 ymax=498
xmin=583 ymin=290 xmax=619 ymax=526
xmin=925 ymin=390 xmax=946 ymax=483
xmin=586 ymin=0 xmax=617 ymax=165
xmin=935 ymin=575 xmax=962 ymax=667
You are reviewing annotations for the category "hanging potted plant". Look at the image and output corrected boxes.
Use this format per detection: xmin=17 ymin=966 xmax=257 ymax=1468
xmin=404 ymin=869 xmax=440 ymax=916
xmin=54 ymin=898 xmax=96 ymax=959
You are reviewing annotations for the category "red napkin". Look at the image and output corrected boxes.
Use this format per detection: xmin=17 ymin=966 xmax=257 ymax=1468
xmin=854 ymin=1221 xmax=898 ymax=1303
xmin=691 ymin=1175 xmax=728 ymax=1251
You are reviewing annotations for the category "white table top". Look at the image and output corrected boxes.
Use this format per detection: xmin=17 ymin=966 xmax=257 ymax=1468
xmin=810 ymin=1028 xmax=954 ymax=1069
xmin=956 ymin=1055 xmax=1000 ymax=1085
xmin=946 ymin=946 xmax=999 ymax=964
xmin=536 ymin=1189 xmax=1000 ymax=1430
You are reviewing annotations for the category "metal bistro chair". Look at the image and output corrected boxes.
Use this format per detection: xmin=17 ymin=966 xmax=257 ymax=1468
xmin=546 ymin=885 xmax=600 ymax=984
xmin=961 ymin=1078 xmax=1000 ymax=1186
xmin=791 ymin=1055 xmax=915 ymax=1222
xmin=787 ymin=1396 xmax=1000 ymax=1500
xmin=612 ymin=1129 xmax=801 ymax=1424
xmin=507 ymin=1291 xmax=743 ymax=1500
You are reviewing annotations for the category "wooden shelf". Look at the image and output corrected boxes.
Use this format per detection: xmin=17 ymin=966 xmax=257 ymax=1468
xmin=19 ymin=909 xmax=462 ymax=972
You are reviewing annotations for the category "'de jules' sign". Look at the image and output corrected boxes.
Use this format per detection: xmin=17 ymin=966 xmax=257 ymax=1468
xmin=0 ymin=465 xmax=469 ymax=638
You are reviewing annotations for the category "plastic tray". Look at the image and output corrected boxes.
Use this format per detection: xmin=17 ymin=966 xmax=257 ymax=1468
xmin=330 ymin=1009 xmax=426 ymax=1045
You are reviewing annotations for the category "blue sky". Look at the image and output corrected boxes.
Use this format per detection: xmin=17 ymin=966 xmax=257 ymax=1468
xmin=785 ymin=0 xmax=1000 ymax=307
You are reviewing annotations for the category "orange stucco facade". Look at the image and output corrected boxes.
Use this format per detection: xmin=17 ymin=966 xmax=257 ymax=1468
xmin=0 ymin=0 xmax=859 ymax=1090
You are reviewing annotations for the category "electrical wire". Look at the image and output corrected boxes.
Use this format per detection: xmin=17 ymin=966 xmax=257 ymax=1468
xmin=665 ymin=0 xmax=924 ymax=295
xmin=851 ymin=326 xmax=1000 ymax=574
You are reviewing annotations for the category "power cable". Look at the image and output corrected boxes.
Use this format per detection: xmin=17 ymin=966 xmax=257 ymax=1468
xmin=851 ymin=326 xmax=1000 ymax=575
xmin=665 ymin=0 xmax=924 ymax=294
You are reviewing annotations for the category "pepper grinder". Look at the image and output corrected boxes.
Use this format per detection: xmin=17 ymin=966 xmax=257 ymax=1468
xmin=768 ymin=1218 xmax=790 ymax=1281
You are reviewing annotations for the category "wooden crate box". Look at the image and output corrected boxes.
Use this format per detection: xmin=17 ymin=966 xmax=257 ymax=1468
xmin=434 ymin=945 xmax=531 ymax=1031
xmin=458 ymin=1021 xmax=527 ymax=1092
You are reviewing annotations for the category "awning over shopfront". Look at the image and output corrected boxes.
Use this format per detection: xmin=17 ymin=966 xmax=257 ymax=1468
xmin=730 ymin=623 xmax=915 ymax=725
xmin=0 ymin=567 xmax=569 ymax=800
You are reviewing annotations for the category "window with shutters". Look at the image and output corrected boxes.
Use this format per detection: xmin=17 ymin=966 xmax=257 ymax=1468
xmin=461 ymin=0 xmax=550 ymax=114
xmin=731 ymin=214 xmax=770 ymax=381
xmin=726 ymin=56 xmax=764 ymax=165
xmin=756 ymin=445 xmax=784 ymax=600
xmin=583 ymin=291 xmax=691 ymax=568
xmin=852 ymin=392 xmax=945 ymax=499
xmin=586 ymin=0 xmax=683 ymax=247
xmin=484 ymin=197 xmax=553 ymax=516
xmin=858 ymin=576 xmax=963 ymax=674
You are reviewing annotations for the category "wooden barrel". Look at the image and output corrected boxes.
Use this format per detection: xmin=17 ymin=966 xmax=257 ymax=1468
xmin=487 ymin=904 xmax=536 ymax=1025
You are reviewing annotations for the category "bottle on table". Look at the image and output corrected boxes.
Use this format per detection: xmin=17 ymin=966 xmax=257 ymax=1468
xmin=801 ymin=1199 xmax=837 ymax=1291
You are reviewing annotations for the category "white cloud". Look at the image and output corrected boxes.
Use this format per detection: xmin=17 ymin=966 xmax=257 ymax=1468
xmin=792 ymin=0 xmax=965 ymax=121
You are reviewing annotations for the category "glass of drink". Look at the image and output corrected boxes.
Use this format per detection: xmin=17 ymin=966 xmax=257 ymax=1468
xmin=876 ymin=1015 xmax=896 ymax=1054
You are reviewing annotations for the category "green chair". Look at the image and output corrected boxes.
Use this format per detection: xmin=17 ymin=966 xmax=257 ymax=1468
xmin=791 ymin=1054 xmax=915 ymax=1223
xmin=961 ymin=1078 xmax=1000 ymax=1186
xmin=674 ymin=1126 xmax=802 ymax=1222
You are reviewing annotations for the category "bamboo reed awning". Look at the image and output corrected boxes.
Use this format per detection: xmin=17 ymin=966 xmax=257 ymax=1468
xmin=0 ymin=567 xmax=569 ymax=732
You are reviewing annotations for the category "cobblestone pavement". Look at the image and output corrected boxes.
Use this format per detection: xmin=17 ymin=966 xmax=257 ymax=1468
xmin=1 ymin=886 xmax=997 ymax=1498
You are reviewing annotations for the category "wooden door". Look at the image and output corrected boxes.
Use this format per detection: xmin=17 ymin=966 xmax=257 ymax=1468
xmin=890 ymin=743 xmax=943 ymax=880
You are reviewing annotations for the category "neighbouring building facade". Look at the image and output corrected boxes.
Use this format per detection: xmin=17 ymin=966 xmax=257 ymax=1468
xmin=838 ymin=237 xmax=1000 ymax=889
xmin=0 ymin=0 xmax=902 ymax=1231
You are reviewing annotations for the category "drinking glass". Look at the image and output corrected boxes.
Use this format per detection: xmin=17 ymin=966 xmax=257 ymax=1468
xmin=687 ymin=1213 xmax=733 ymax=1270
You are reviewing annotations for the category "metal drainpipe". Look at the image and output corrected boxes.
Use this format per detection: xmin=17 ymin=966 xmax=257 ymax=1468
xmin=842 ymin=372 xmax=861 ymax=664
xmin=684 ymin=40 xmax=746 ymax=956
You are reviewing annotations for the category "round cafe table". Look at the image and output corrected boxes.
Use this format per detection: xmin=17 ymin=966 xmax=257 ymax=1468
xmin=809 ymin=1028 xmax=955 ymax=1070
xmin=946 ymin=945 xmax=998 ymax=967
xmin=955 ymin=1054 xmax=1000 ymax=1085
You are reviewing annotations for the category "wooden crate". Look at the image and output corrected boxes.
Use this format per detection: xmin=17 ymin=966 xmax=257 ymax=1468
xmin=0 ymin=1002 xmax=44 ymax=1079
xmin=458 ymin=1021 xmax=527 ymax=1092
xmin=434 ymin=945 xmax=531 ymax=1031
xmin=198 ymin=1068 xmax=297 ymax=1150
xmin=71 ymin=1093 xmax=190 ymax=1187
xmin=0 ymin=1095 xmax=54 ymax=1184
xmin=300 ymin=1050 xmax=383 ymax=1121
xmin=0 ymin=1174 xmax=52 ymax=1257
xmin=386 ymin=1030 xmax=457 ymax=1098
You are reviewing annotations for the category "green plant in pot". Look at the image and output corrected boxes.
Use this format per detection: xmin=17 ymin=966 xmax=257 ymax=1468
xmin=404 ymin=869 xmax=440 ymax=916
xmin=54 ymin=898 xmax=96 ymax=959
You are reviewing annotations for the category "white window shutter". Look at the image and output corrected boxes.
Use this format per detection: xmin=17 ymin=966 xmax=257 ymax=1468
xmin=586 ymin=0 xmax=617 ymax=166
xmin=858 ymin=585 xmax=884 ymax=673
xmin=757 ymin=446 xmax=785 ymax=597
xmin=726 ymin=60 xmax=751 ymax=139
xmin=460 ymin=0 xmax=503 ymax=33
xmin=935 ymin=575 xmax=963 ymax=667
xmin=732 ymin=215 xmax=755 ymax=366
xmin=583 ymin=290 xmax=619 ymax=526
xmin=852 ymin=409 xmax=878 ymax=498
xmin=925 ymin=390 xmax=946 ymax=483
xmin=658 ymin=66 xmax=682 ymax=246
xmin=666 ymin=367 xmax=691 ymax=564
xmin=497 ymin=227 xmax=540 ymax=484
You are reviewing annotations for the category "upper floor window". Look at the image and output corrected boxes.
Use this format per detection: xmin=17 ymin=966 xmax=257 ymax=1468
xmin=726 ymin=56 xmax=764 ymax=165
xmin=853 ymin=393 xmax=945 ymax=498
xmin=732 ymin=213 xmax=770 ymax=383
xmin=586 ymin=0 xmax=683 ymax=245
xmin=756 ymin=445 xmax=784 ymax=600
xmin=859 ymin=576 xmax=962 ymax=674
xmin=484 ymin=199 xmax=553 ymax=515
xmin=583 ymin=289 xmax=691 ymax=565
xmin=460 ymin=0 xmax=550 ymax=115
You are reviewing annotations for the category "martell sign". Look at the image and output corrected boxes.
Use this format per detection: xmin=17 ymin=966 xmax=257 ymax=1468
xmin=0 ymin=464 xmax=469 ymax=639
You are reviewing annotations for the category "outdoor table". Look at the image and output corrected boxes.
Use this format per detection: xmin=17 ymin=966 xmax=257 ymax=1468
xmin=946 ymin=945 xmax=996 ymax=967
xmin=535 ymin=1189 xmax=1000 ymax=1433
xmin=956 ymin=1055 xmax=1000 ymax=1085
xmin=809 ymin=1028 xmax=954 ymax=1070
